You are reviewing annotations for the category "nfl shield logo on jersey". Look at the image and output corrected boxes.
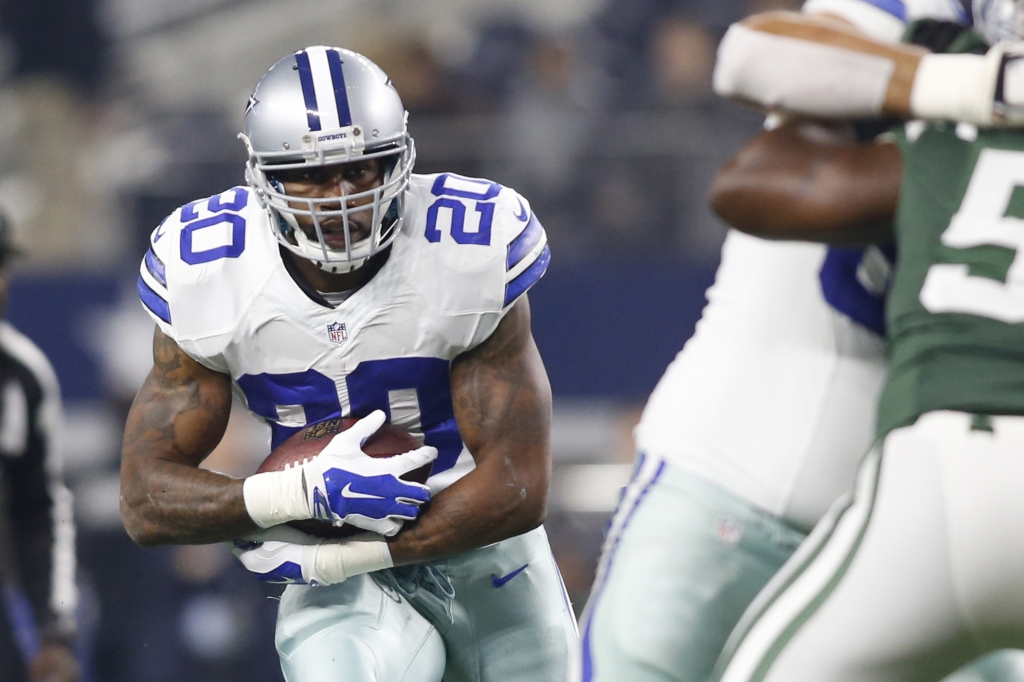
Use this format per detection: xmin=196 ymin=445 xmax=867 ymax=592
xmin=327 ymin=322 xmax=348 ymax=344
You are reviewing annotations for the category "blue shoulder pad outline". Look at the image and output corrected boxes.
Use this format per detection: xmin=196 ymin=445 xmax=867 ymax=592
xmin=819 ymin=245 xmax=896 ymax=336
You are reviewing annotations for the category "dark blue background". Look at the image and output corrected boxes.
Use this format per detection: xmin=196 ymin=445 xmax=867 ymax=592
xmin=6 ymin=263 xmax=714 ymax=403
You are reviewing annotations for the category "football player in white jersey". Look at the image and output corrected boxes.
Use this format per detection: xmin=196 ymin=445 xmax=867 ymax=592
xmin=569 ymin=1 xmax=1023 ymax=681
xmin=698 ymin=1 xmax=1024 ymax=681
xmin=119 ymin=46 xmax=576 ymax=682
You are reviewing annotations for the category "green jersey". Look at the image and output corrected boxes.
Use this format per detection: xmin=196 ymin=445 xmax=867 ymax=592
xmin=877 ymin=123 xmax=1024 ymax=436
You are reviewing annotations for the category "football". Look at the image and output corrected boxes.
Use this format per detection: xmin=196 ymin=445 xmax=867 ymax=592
xmin=256 ymin=417 xmax=430 ymax=538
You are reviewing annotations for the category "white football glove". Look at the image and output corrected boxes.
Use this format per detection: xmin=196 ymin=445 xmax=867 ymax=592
xmin=230 ymin=526 xmax=392 ymax=586
xmin=243 ymin=410 xmax=437 ymax=536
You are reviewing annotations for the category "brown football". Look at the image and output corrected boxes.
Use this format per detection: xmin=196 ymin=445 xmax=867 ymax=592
xmin=256 ymin=417 xmax=429 ymax=539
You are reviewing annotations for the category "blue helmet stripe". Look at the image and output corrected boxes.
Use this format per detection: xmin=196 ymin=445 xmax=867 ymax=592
xmin=137 ymin=275 xmax=171 ymax=324
xmin=294 ymin=50 xmax=321 ymax=131
xmin=504 ymin=244 xmax=551 ymax=307
xmin=506 ymin=214 xmax=544 ymax=271
xmin=326 ymin=49 xmax=353 ymax=127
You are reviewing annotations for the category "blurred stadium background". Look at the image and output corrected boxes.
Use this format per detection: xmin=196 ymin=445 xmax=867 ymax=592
xmin=0 ymin=0 xmax=797 ymax=678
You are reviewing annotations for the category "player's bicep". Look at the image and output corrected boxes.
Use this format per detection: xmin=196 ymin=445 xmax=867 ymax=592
xmin=450 ymin=296 xmax=552 ymax=472
xmin=121 ymin=327 xmax=232 ymax=469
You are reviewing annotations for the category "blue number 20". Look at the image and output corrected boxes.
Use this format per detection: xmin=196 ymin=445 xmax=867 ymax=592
xmin=425 ymin=174 xmax=501 ymax=246
xmin=236 ymin=358 xmax=464 ymax=476
xmin=180 ymin=187 xmax=249 ymax=265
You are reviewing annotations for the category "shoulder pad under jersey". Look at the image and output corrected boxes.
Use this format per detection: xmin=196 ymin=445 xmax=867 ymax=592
xmin=137 ymin=186 xmax=276 ymax=370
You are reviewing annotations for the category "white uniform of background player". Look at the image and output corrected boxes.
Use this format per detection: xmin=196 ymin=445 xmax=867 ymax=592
xmin=138 ymin=158 xmax=576 ymax=679
xmin=570 ymin=1 xmax=1024 ymax=681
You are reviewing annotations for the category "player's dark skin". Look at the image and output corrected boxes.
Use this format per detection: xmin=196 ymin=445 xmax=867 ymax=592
xmin=709 ymin=122 xmax=903 ymax=243
xmin=120 ymin=158 xmax=552 ymax=566
xmin=273 ymin=157 xmax=387 ymax=293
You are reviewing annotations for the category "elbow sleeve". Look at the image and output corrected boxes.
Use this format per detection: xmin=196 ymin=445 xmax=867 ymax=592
xmin=713 ymin=23 xmax=895 ymax=118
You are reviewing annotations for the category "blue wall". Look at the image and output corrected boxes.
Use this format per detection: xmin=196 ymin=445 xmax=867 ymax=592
xmin=6 ymin=262 xmax=714 ymax=403
xmin=7 ymin=273 xmax=120 ymax=401
xmin=529 ymin=261 xmax=714 ymax=401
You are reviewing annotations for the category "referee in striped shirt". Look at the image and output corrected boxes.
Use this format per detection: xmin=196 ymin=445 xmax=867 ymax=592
xmin=0 ymin=211 xmax=78 ymax=682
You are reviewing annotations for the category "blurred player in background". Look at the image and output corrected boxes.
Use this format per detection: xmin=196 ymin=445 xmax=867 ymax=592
xmin=705 ymin=1 xmax=1024 ymax=680
xmin=0 ymin=210 xmax=78 ymax=682
xmin=570 ymin=1 xmax=1024 ymax=681
xmin=120 ymin=46 xmax=575 ymax=682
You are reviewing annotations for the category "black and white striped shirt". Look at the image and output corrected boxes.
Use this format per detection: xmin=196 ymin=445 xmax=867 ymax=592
xmin=0 ymin=321 xmax=76 ymax=644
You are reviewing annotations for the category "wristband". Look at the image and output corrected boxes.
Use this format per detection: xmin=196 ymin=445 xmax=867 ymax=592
xmin=310 ymin=535 xmax=393 ymax=584
xmin=910 ymin=52 xmax=995 ymax=125
xmin=243 ymin=467 xmax=309 ymax=528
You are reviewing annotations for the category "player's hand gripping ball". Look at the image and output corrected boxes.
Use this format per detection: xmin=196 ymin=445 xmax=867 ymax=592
xmin=257 ymin=411 xmax=435 ymax=538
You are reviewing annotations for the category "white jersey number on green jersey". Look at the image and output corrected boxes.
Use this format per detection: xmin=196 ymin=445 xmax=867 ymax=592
xmin=920 ymin=148 xmax=1024 ymax=322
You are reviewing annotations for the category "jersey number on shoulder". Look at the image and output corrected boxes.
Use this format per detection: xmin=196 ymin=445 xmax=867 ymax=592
xmin=236 ymin=358 xmax=463 ymax=476
xmin=920 ymin=149 xmax=1024 ymax=322
xmin=424 ymin=174 xmax=501 ymax=246
xmin=179 ymin=187 xmax=249 ymax=265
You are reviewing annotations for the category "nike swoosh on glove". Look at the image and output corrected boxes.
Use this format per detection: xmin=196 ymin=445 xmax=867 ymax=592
xmin=243 ymin=411 xmax=437 ymax=536
xmin=301 ymin=410 xmax=437 ymax=536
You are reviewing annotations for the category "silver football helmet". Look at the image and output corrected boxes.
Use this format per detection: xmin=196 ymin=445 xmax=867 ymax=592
xmin=974 ymin=0 xmax=1024 ymax=44
xmin=240 ymin=46 xmax=416 ymax=273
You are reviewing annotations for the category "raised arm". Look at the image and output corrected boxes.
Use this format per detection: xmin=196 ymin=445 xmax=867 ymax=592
xmin=119 ymin=328 xmax=253 ymax=546
xmin=714 ymin=10 xmax=1024 ymax=126
xmin=386 ymin=294 xmax=551 ymax=566
xmin=709 ymin=122 xmax=901 ymax=243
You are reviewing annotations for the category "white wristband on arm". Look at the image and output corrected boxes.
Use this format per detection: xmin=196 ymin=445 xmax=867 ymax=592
xmin=910 ymin=53 xmax=995 ymax=125
xmin=234 ymin=526 xmax=394 ymax=585
xmin=310 ymin=534 xmax=394 ymax=584
xmin=243 ymin=467 xmax=310 ymax=528
xmin=911 ymin=44 xmax=1024 ymax=126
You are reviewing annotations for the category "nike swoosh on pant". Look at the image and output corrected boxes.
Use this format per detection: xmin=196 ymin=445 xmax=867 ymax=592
xmin=491 ymin=564 xmax=529 ymax=588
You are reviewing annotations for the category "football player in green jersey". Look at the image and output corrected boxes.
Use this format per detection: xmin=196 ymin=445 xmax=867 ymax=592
xmin=706 ymin=4 xmax=1024 ymax=682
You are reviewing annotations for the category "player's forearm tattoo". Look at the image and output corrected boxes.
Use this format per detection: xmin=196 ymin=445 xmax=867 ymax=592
xmin=389 ymin=298 xmax=552 ymax=565
xmin=120 ymin=329 xmax=256 ymax=545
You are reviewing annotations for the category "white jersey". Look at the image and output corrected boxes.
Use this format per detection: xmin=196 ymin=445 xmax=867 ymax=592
xmin=634 ymin=233 xmax=887 ymax=530
xmin=137 ymin=173 xmax=550 ymax=493
xmin=635 ymin=0 xmax=972 ymax=531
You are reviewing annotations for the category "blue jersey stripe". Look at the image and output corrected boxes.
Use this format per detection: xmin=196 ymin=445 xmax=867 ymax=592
xmin=294 ymin=50 xmax=321 ymax=132
xmin=506 ymin=214 xmax=544 ymax=271
xmin=137 ymin=275 xmax=171 ymax=324
xmin=504 ymin=244 xmax=551 ymax=307
xmin=144 ymin=247 xmax=167 ymax=287
xmin=860 ymin=0 xmax=906 ymax=20
xmin=326 ymin=48 xmax=353 ymax=127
